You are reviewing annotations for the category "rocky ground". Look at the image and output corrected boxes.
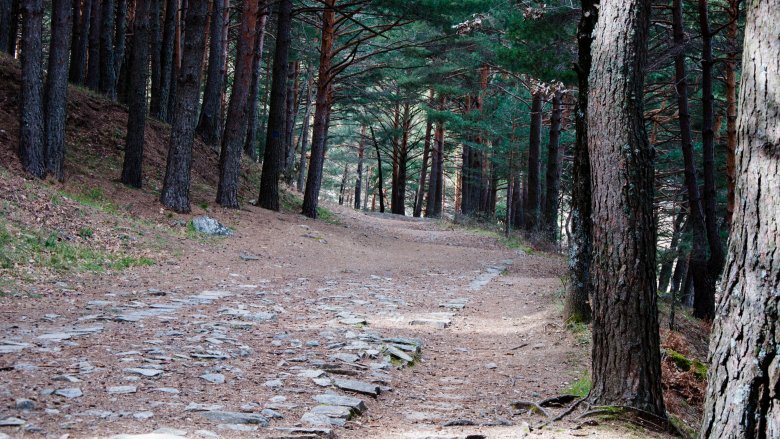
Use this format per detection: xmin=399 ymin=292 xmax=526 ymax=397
xmin=0 ymin=202 xmax=676 ymax=439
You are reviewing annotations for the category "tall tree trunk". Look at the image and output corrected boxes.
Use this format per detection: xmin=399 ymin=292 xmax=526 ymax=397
xmin=697 ymin=0 xmax=726 ymax=287
xmin=120 ymin=0 xmax=151 ymax=188
xmin=658 ymin=209 xmax=686 ymax=294
xmin=112 ymin=0 xmax=128 ymax=95
xmin=391 ymin=103 xmax=410 ymax=215
xmin=670 ymin=250 xmax=688 ymax=297
xmin=166 ymin=0 xmax=181 ymax=120
xmin=701 ymin=1 xmax=779 ymax=436
xmin=354 ymin=125 xmax=365 ymax=210
xmin=0 ymin=0 xmax=11 ymax=53
xmin=243 ymin=4 xmax=269 ymax=161
xmin=413 ymin=96 xmax=433 ymax=217
xmin=723 ymin=0 xmax=738 ymax=227
xmin=301 ymin=0 xmax=336 ymax=219
xmin=587 ymin=0 xmax=665 ymax=417
xmin=426 ymin=118 xmax=444 ymax=218
xmin=371 ymin=126 xmax=386 ymax=214
xmin=99 ymin=0 xmax=116 ymax=98
xmin=153 ymin=0 xmax=177 ymax=120
xmin=216 ymin=0 xmax=259 ymax=208
xmin=68 ymin=0 xmax=86 ymax=82
xmin=673 ymin=0 xmax=715 ymax=319
xmin=524 ymin=91 xmax=542 ymax=232
xmin=44 ymin=0 xmax=72 ymax=181
xmin=150 ymin=0 xmax=162 ymax=112
xmin=18 ymin=0 xmax=44 ymax=178
xmin=296 ymin=72 xmax=313 ymax=192
xmin=543 ymin=91 xmax=562 ymax=242
xmin=283 ymin=61 xmax=300 ymax=183
xmin=563 ymin=0 xmax=597 ymax=324
xmin=196 ymin=0 xmax=227 ymax=146
xmin=4 ymin=0 xmax=18 ymax=55
xmin=258 ymin=0 xmax=292 ymax=211
xmin=86 ymin=0 xmax=101 ymax=90
xmin=159 ymin=0 xmax=208 ymax=213
xmin=338 ymin=164 xmax=348 ymax=205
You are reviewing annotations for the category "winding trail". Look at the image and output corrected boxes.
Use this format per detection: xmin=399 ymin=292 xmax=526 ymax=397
xmin=0 ymin=204 xmax=658 ymax=438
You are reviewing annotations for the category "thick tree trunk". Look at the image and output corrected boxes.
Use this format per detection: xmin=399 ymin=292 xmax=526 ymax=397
xmin=301 ymin=0 xmax=335 ymax=219
xmin=543 ymin=91 xmax=562 ymax=242
xmin=216 ymin=0 xmax=259 ymax=208
xmin=0 ymin=0 xmax=11 ymax=53
xmin=564 ymin=0 xmax=597 ymax=324
xmin=112 ymin=0 xmax=128 ymax=95
xmin=524 ymin=91 xmax=542 ymax=231
xmin=426 ymin=118 xmax=444 ymax=218
xmin=701 ymin=2 xmax=779 ymax=436
xmin=354 ymin=125 xmax=365 ymax=210
xmin=68 ymin=0 xmax=86 ymax=83
xmin=99 ymin=0 xmax=116 ymax=98
xmin=296 ymin=72 xmax=313 ymax=192
xmin=391 ymin=103 xmax=410 ymax=215
xmin=159 ymin=0 xmax=208 ymax=213
xmin=258 ymin=0 xmax=293 ymax=211
xmin=4 ymin=0 xmax=18 ymax=56
xmin=243 ymin=5 xmax=269 ymax=161
xmin=196 ymin=0 xmax=227 ymax=147
xmin=44 ymin=0 xmax=72 ymax=181
xmin=86 ymin=0 xmax=101 ymax=90
xmin=18 ymin=0 xmax=45 ymax=178
xmin=153 ymin=0 xmax=177 ymax=120
xmin=587 ymin=0 xmax=665 ymax=417
xmin=673 ymin=0 xmax=715 ymax=319
xmin=697 ymin=0 xmax=726 ymax=287
xmin=120 ymin=0 xmax=151 ymax=188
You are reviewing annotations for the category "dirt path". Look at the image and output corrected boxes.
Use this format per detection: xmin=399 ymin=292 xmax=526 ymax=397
xmin=1 ymin=204 xmax=664 ymax=439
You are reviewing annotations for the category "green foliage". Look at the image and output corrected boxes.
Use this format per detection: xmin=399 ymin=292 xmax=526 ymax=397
xmin=67 ymin=187 xmax=119 ymax=214
xmin=567 ymin=371 xmax=592 ymax=397
xmin=665 ymin=349 xmax=708 ymax=381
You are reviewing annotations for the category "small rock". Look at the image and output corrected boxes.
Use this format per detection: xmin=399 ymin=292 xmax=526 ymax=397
xmin=385 ymin=346 xmax=414 ymax=363
xmin=199 ymin=373 xmax=225 ymax=384
xmin=260 ymin=408 xmax=283 ymax=419
xmin=263 ymin=379 xmax=283 ymax=388
xmin=313 ymin=394 xmax=367 ymax=414
xmin=123 ymin=367 xmax=163 ymax=378
xmin=54 ymin=388 xmax=82 ymax=399
xmin=332 ymin=378 xmax=380 ymax=396
xmin=485 ymin=362 xmax=497 ymax=369
xmin=191 ymin=216 xmax=233 ymax=236
xmin=301 ymin=412 xmax=345 ymax=427
xmin=0 ymin=417 xmax=26 ymax=427
xmin=108 ymin=385 xmax=137 ymax=394
xmin=443 ymin=418 xmax=476 ymax=426
xmin=133 ymin=411 xmax=154 ymax=420
xmin=15 ymin=398 xmax=36 ymax=410
xmin=198 ymin=411 xmax=268 ymax=426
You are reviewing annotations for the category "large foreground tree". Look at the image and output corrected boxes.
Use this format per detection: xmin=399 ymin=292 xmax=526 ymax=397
xmin=587 ymin=0 xmax=665 ymax=416
xmin=700 ymin=1 xmax=780 ymax=437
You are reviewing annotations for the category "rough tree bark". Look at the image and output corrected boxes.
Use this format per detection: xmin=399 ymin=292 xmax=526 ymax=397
xmin=18 ymin=0 xmax=45 ymax=178
xmin=700 ymin=1 xmax=779 ymax=436
xmin=44 ymin=0 xmax=72 ymax=181
xmin=543 ymin=91 xmax=562 ymax=242
xmin=282 ymin=61 xmax=300 ymax=183
xmin=587 ymin=0 xmax=665 ymax=417
xmin=86 ymin=0 xmax=101 ymax=90
xmin=243 ymin=5 xmax=269 ymax=161
xmin=120 ymin=0 xmax=151 ymax=188
xmin=0 ymin=0 xmax=12 ymax=53
xmin=564 ymin=0 xmax=597 ymax=324
xmin=159 ymin=0 xmax=208 ymax=213
xmin=4 ymin=0 xmax=19 ymax=55
xmin=673 ymin=0 xmax=715 ymax=320
xmin=723 ymin=0 xmax=738 ymax=227
xmin=301 ymin=0 xmax=336 ymax=219
xmin=391 ymin=103 xmax=410 ymax=215
xmin=99 ymin=0 xmax=115 ymax=98
xmin=216 ymin=0 xmax=259 ymax=208
xmin=258 ymin=0 xmax=293 ymax=211
xmin=150 ymin=0 xmax=162 ymax=113
xmin=524 ymin=91 xmax=542 ymax=232
xmin=196 ymin=0 xmax=228 ymax=147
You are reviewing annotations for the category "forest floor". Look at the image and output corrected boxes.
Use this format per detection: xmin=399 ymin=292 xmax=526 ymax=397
xmin=0 ymin=52 xmax=704 ymax=438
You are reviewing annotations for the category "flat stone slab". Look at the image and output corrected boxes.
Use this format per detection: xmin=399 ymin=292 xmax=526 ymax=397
xmin=0 ymin=417 xmax=26 ymax=427
xmin=0 ymin=341 xmax=31 ymax=354
xmin=123 ymin=367 xmax=163 ymax=377
xmin=301 ymin=412 xmax=346 ymax=427
xmin=385 ymin=345 xmax=414 ymax=363
xmin=198 ymin=411 xmax=268 ymax=426
xmin=339 ymin=317 xmax=367 ymax=326
xmin=409 ymin=319 xmax=450 ymax=329
xmin=273 ymin=427 xmax=334 ymax=438
xmin=54 ymin=388 xmax=83 ymax=398
xmin=200 ymin=373 xmax=225 ymax=384
xmin=310 ymin=405 xmax=352 ymax=419
xmin=108 ymin=385 xmax=138 ymax=394
xmin=313 ymin=394 xmax=367 ymax=414
xmin=332 ymin=378 xmax=380 ymax=396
